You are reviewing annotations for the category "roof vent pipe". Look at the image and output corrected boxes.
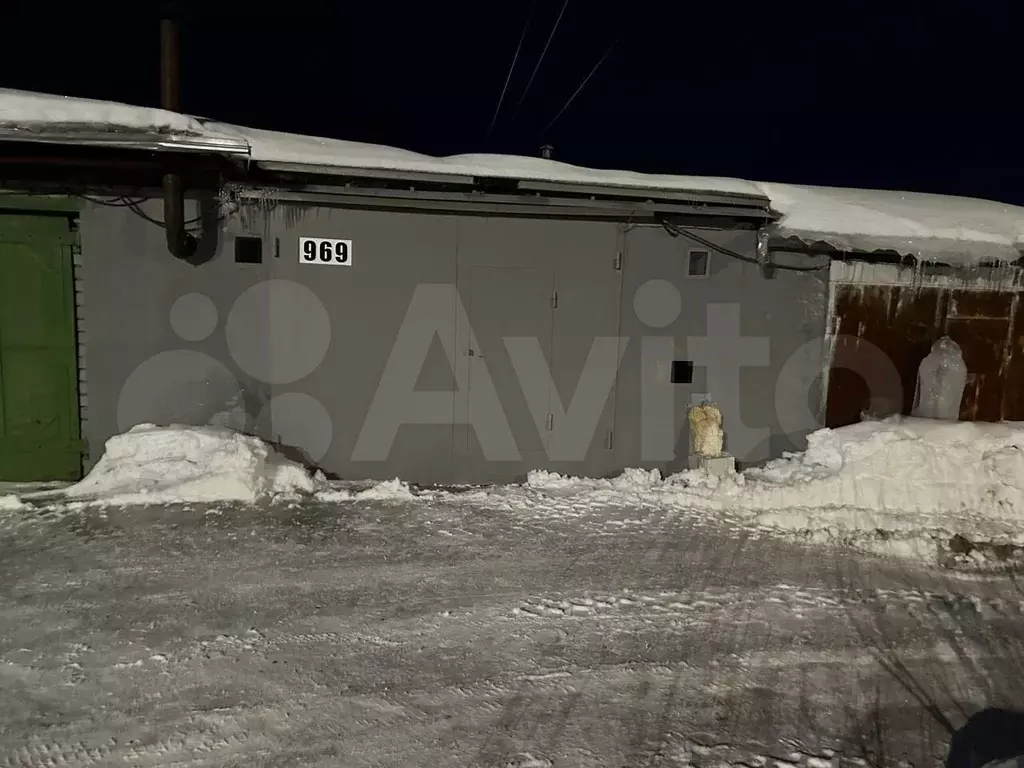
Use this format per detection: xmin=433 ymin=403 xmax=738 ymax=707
xmin=160 ymin=15 xmax=197 ymax=260
xmin=540 ymin=144 xmax=554 ymax=159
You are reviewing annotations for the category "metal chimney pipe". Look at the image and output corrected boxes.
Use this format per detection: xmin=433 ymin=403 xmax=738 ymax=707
xmin=160 ymin=18 xmax=181 ymax=113
xmin=160 ymin=14 xmax=196 ymax=260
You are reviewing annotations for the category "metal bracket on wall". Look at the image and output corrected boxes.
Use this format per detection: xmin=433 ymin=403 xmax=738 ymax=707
xmin=605 ymin=430 xmax=615 ymax=450
xmin=613 ymin=251 xmax=622 ymax=271
xmin=546 ymin=413 xmax=554 ymax=431
xmin=551 ymin=291 xmax=559 ymax=309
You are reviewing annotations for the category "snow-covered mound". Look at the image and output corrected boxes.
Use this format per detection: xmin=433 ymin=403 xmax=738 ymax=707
xmin=526 ymin=418 xmax=1024 ymax=517
xmin=63 ymin=424 xmax=316 ymax=505
xmin=0 ymin=495 xmax=24 ymax=510
xmin=512 ymin=418 xmax=1024 ymax=550
xmin=741 ymin=418 xmax=1024 ymax=516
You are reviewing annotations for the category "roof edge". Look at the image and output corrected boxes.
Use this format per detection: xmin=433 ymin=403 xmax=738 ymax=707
xmin=0 ymin=127 xmax=250 ymax=157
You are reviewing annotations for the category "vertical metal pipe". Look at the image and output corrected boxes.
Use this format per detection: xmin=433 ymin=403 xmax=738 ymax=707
xmin=160 ymin=15 xmax=195 ymax=259
xmin=160 ymin=18 xmax=181 ymax=112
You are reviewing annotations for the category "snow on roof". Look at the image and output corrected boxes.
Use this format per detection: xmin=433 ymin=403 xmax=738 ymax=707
xmin=204 ymin=122 xmax=764 ymax=199
xmin=0 ymin=88 xmax=206 ymax=135
xmin=2 ymin=88 xmax=1023 ymax=266
xmin=762 ymin=182 xmax=1024 ymax=265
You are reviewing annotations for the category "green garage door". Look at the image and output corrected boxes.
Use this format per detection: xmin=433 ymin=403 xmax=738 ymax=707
xmin=0 ymin=214 xmax=83 ymax=481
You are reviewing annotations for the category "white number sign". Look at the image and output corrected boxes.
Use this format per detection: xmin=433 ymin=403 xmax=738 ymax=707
xmin=299 ymin=237 xmax=352 ymax=266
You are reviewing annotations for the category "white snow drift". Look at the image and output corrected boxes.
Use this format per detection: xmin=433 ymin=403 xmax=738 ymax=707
xmin=502 ymin=418 xmax=1024 ymax=547
xmin=5 ymin=417 xmax=1024 ymax=561
xmin=742 ymin=419 xmax=1024 ymax=520
xmin=61 ymin=424 xmax=316 ymax=505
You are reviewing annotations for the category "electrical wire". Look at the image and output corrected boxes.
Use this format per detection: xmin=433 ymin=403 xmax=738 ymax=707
xmin=543 ymin=37 xmax=618 ymax=133
xmin=75 ymin=194 xmax=146 ymax=208
xmin=126 ymin=199 xmax=213 ymax=230
xmin=511 ymin=0 xmax=569 ymax=121
xmin=78 ymin=194 xmax=204 ymax=230
xmin=486 ymin=0 xmax=536 ymax=140
xmin=73 ymin=189 xmax=231 ymax=233
xmin=660 ymin=219 xmax=829 ymax=272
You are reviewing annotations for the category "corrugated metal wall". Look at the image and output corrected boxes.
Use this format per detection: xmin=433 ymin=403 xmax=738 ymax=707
xmin=826 ymin=262 xmax=1024 ymax=426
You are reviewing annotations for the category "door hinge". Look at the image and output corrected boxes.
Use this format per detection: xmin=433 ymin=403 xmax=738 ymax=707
xmin=546 ymin=413 xmax=554 ymax=431
xmin=605 ymin=430 xmax=615 ymax=450
xmin=613 ymin=251 xmax=622 ymax=271
xmin=551 ymin=291 xmax=558 ymax=309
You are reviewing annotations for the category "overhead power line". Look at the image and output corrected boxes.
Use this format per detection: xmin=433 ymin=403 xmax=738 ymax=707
xmin=543 ymin=37 xmax=619 ymax=134
xmin=511 ymin=0 xmax=569 ymax=121
xmin=487 ymin=0 xmax=537 ymax=140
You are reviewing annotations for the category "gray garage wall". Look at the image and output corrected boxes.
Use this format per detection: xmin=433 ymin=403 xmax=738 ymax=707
xmin=616 ymin=226 xmax=828 ymax=472
xmin=77 ymin=198 xmax=271 ymax=468
xmin=76 ymin=195 xmax=827 ymax=483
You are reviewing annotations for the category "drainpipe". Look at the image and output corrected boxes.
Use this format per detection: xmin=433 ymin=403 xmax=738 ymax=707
xmin=161 ymin=15 xmax=197 ymax=260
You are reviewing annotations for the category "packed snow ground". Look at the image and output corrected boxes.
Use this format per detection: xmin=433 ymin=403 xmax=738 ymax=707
xmin=1 ymin=489 xmax=1022 ymax=766
xmin=3 ymin=88 xmax=1024 ymax=265
xmin=1 ymin=424 xmax=1023 ymax=763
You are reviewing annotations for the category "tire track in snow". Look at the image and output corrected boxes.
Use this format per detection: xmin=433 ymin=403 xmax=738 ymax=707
xmin=510 ymin=585 xmax=1024 ymax=623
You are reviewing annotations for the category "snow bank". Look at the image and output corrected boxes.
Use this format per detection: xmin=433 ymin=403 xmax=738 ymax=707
xmin=742 ymin=419 xmax=1024 ymax=517
xmin=497 ymin=419 xmax=1024 ymax=550
xmin=0 ymin=495 xmax=25 ymax=511
xmin=525 ymin=419 xmax=1024 ymax=519
xmin=62 ymin=424 xmax=315 ymax=505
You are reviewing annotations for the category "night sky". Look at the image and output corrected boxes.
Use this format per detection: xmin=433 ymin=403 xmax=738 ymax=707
xmin=3 ymin=1 xmax=1019 ymax=204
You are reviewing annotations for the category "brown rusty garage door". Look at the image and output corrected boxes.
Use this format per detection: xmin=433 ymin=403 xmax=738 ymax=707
xmin=826 ymin=284 xmax=1024 ymax=427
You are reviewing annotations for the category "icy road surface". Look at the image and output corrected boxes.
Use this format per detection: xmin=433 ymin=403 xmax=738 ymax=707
xmin=1 ymin=497 xmax=1022 ymax=767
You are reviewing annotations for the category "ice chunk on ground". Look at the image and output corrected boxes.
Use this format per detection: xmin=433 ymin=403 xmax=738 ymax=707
xmin=354 ymin=478 xmax=416 ymax=502
xmin=527 ymin=467 xmax=663 ymax=492
xmin=62 ymin=424 xmax=316 ymax=505
xmin=315 ymin=488 xmax=353 ymax=503
xmin=0 ymin=495 xmax=25 ymax=510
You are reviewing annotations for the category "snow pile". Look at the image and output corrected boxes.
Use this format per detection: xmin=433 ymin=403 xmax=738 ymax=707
xmin=353 ymin=478 xmax=416 ymax=502
xmin=742 ymin=419 xmax=1024 ymax=518
xmin=527 ymin=467 xmax=664 ymax=494
xmin=313 ymin=478 xmax=417 ymax=504
xmin=486 ymin=418 xmax=1024 ymax=551
xmin=0 ymin=495 xmax=25 ymax=511
xmin=62 ymin=424 xmax=316 ymax=505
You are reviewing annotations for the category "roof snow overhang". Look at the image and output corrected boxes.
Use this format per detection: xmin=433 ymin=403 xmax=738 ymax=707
xmin=0 ymin=125 xmax=250 ymax=157
xmin=3 ymin=90 xmax=1024 ymax=267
